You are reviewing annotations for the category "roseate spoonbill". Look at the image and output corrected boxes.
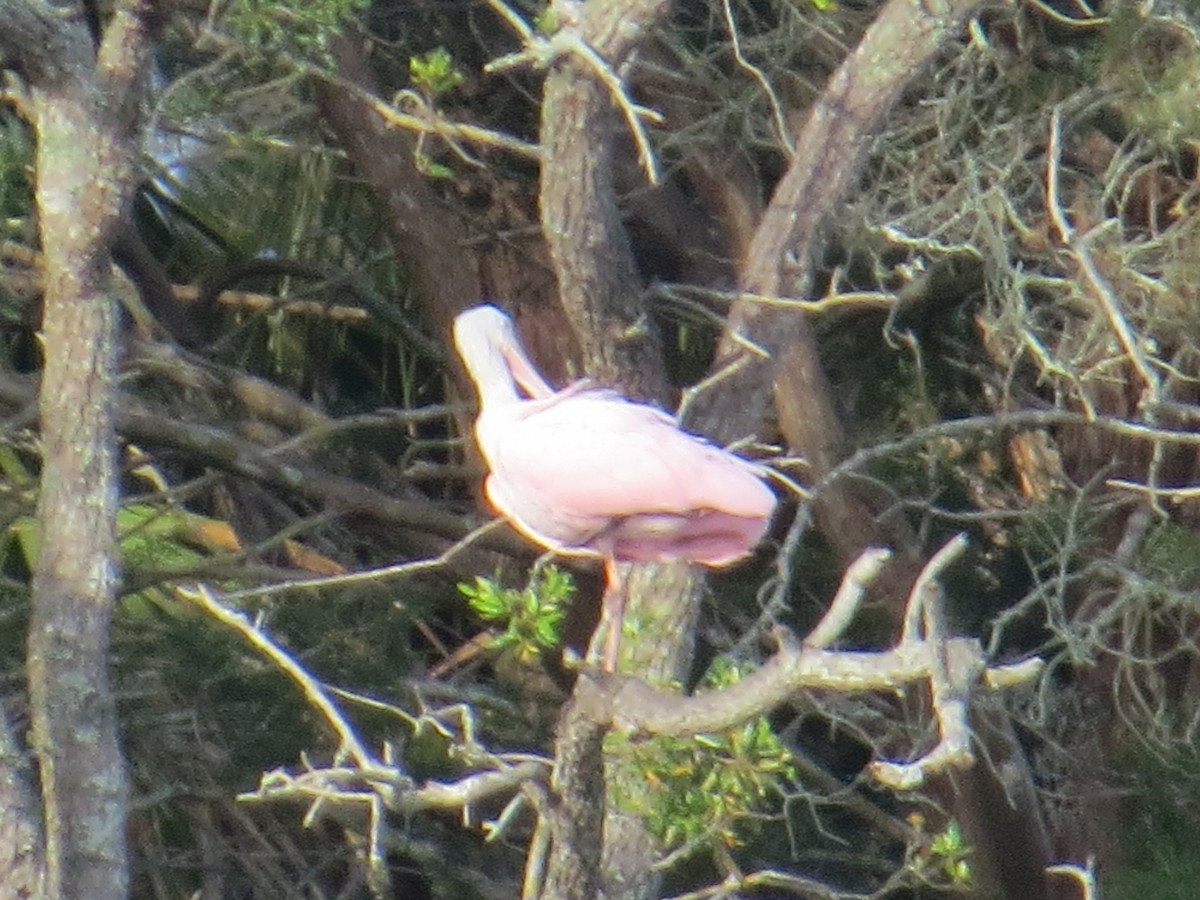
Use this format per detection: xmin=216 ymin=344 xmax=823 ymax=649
xmin=453 ymin=304 xmax=776 ymax=670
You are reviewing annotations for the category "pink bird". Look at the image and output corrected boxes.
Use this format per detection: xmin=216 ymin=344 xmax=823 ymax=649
xmin=453 ymin=304 xmax=776 ymax=670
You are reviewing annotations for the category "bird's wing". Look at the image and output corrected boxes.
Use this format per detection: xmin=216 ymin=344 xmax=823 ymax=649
xmin=487 ymin=395 xmax=774 ymax=524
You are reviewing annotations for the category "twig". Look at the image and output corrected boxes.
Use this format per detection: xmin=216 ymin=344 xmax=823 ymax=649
xmin=900 ymin=532 xmax=968 ymax=644
xmin=1047 ymin=106 xmax=1159 ymax=398
xmin=1045 ymin=105 xmax=1074 ymax=245
xmin=178 ymin=583 xmax=375 ymax=770
xmin=1025 ymin=0 xmax=1109 ymax=27
xmin=650 ymin=282 xmax=897 ymax=318
xmin=720 ymin=0 xmax=794 ymax=156
xmin=1047 ymin=104 xmax=1165 ymax=510
xmin=677 ymin=348 xmax=767 ymax=424
xmin=1106 ymin=479 xmax=1200 ymax=500
xmin=804 ymin=547 xmax=892 ymax=649
xmin=265 ymin=404 xmax=459 ymax=456
xmin=378 ymin=91 xmax=542 ymax=160
xmin=483 ymin=0 xmax=664 ymax=184
xmin=220 ymin=519 xmax=508 ymax=602
xmin=520 ymin=783 xmax=552 ymax=900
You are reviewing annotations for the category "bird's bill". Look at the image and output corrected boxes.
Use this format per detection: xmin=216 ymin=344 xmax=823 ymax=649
xmin=498 ymin=331 xmax=557 ymax=400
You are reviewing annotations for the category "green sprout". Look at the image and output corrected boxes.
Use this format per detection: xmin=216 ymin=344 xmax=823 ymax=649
xmin=908 ymin=817 xmax=974 ymax=887
xmin=613 ymin=658 xmax=797 ymax=852
xmin=409 ymin=47 xmax=465 ymax=100
xmin=458 ymin=565 xmax=572 ymax=662
xmin=413 ymin=151 xmax=455 ymax=180
xmin=929 ymin=820 xmax=973 ymax=886
xmin=533 ymin=6 xmax=562 ymax=35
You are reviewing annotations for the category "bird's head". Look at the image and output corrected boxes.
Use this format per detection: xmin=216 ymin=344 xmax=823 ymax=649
xmin=453 ymin=304 xmax=556 ymax=403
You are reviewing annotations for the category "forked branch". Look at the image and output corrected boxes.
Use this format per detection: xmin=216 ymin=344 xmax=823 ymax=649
xmin=572 ymin=535 xmax=1039 ymax=789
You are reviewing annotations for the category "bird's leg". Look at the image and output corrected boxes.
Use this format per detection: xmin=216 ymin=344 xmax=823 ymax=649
xmin=600 ymin=556 xmax=627 ymax=672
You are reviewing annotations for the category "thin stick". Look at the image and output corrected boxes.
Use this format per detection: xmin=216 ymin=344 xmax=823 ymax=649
xmin=221 ymin=518 xmax=506 ymax=602
xmin=178 ymin=583 xmax=374 ymax=770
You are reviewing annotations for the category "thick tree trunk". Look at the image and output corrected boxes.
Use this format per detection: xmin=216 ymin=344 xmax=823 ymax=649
xmin=535 ymin=2 xmax=692 ymax=896
xmin=539 ymin=0 xmax=672 ymax=406
xmin=29 ymin=87 xmax=127 ymax=890
xmin=0 ymin=2 xmax=155 ymax=896
xmin=534 ymin=0 xmax=1042 ymax=895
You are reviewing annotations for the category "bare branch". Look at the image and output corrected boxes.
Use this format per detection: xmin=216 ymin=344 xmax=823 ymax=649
xmin=241 ymin=758 xmax=549 ymax=818
xmin=561 ymin=537 xmax=1042 ymax=813
xmin=901 ymin=532 xmax=968 ymax=644
xmin=220 ymin=518 xmax=508 ymax=603
xmin=687 ymin=0 xmax=990 ymax=448
xmin=804 ymin=546 xmax=892 ymax=649
xmin=179 ymin=584 xmax=375 ymax=770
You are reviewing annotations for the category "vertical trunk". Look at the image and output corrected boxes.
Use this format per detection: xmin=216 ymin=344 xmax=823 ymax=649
xmin=2 ymin=3 xmax=155 ymax=895
xmin=28 ymin=85 xmax=129 ymax=900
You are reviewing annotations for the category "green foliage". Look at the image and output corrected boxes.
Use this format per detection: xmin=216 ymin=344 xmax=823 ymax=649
xmin=1137 ymin=521 xmax=1200 ymax=591
xmin=906 ymin=818 xmax=973 ymax=887
xmin=414 ymin=151 xmax=456 ymax=180
xmin=224 ymin=0 xmax=368 ymax=60
xmin=1103 ymin=747 xmax=1200 ymax=898
xmin=458 ymin=566 xmax=572 ymax=661
xmin=409 ymin=48 xmax=465 ymax=100
xmin=613 ymin=659 xmax=797 ymax=853
xmin=534 ymin=6 xmax=562 ymax=35
xmin=407 ymin=48 xmax=465 ymax=179
xmin=1010 ymin=493 xmax=1104 ymax=572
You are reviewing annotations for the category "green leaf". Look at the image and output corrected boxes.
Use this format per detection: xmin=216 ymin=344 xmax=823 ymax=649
xmin=457 ymin=567 xmax=573 ymax=657
xmin=414 ymin=153 xmax=456 ymax=180
xmin=409 ymin=47 xmax=465 ymax=99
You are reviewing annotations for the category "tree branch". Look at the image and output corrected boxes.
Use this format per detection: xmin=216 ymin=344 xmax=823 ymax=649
xmin=0 ymin=2 xmax=92 ymax=88
xmin=682 ymin=0 xmax=989 ymax=576
xmin=543 ymin=539 xmax=1043 ymax=894
xmin=689 ymin=0 xmax=988 ymax=444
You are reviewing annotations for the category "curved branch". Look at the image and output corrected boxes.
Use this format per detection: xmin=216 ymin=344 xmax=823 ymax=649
xmin=689 ymin=0 xmax=989 ymax=444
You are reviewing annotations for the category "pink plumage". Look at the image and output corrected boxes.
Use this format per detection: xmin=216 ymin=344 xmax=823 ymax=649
xmin=453 ymin=304 xmax=776 ymax=668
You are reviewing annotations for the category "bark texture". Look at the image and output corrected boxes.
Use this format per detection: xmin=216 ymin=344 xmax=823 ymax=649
xmin=535 ymin=2 xmax=694 ymax=896
xmin=539 ymin=0 xmax=672 ymax=405
xmin=0 ymin=1 xmax=155 ymax=896
xmin=682 ymin=0 xmax=988 ymax=574
xmin=0 ymin=713 xmax=43 ymax=897
xmin=533 ymin=0 xmax=1002 ymax=895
